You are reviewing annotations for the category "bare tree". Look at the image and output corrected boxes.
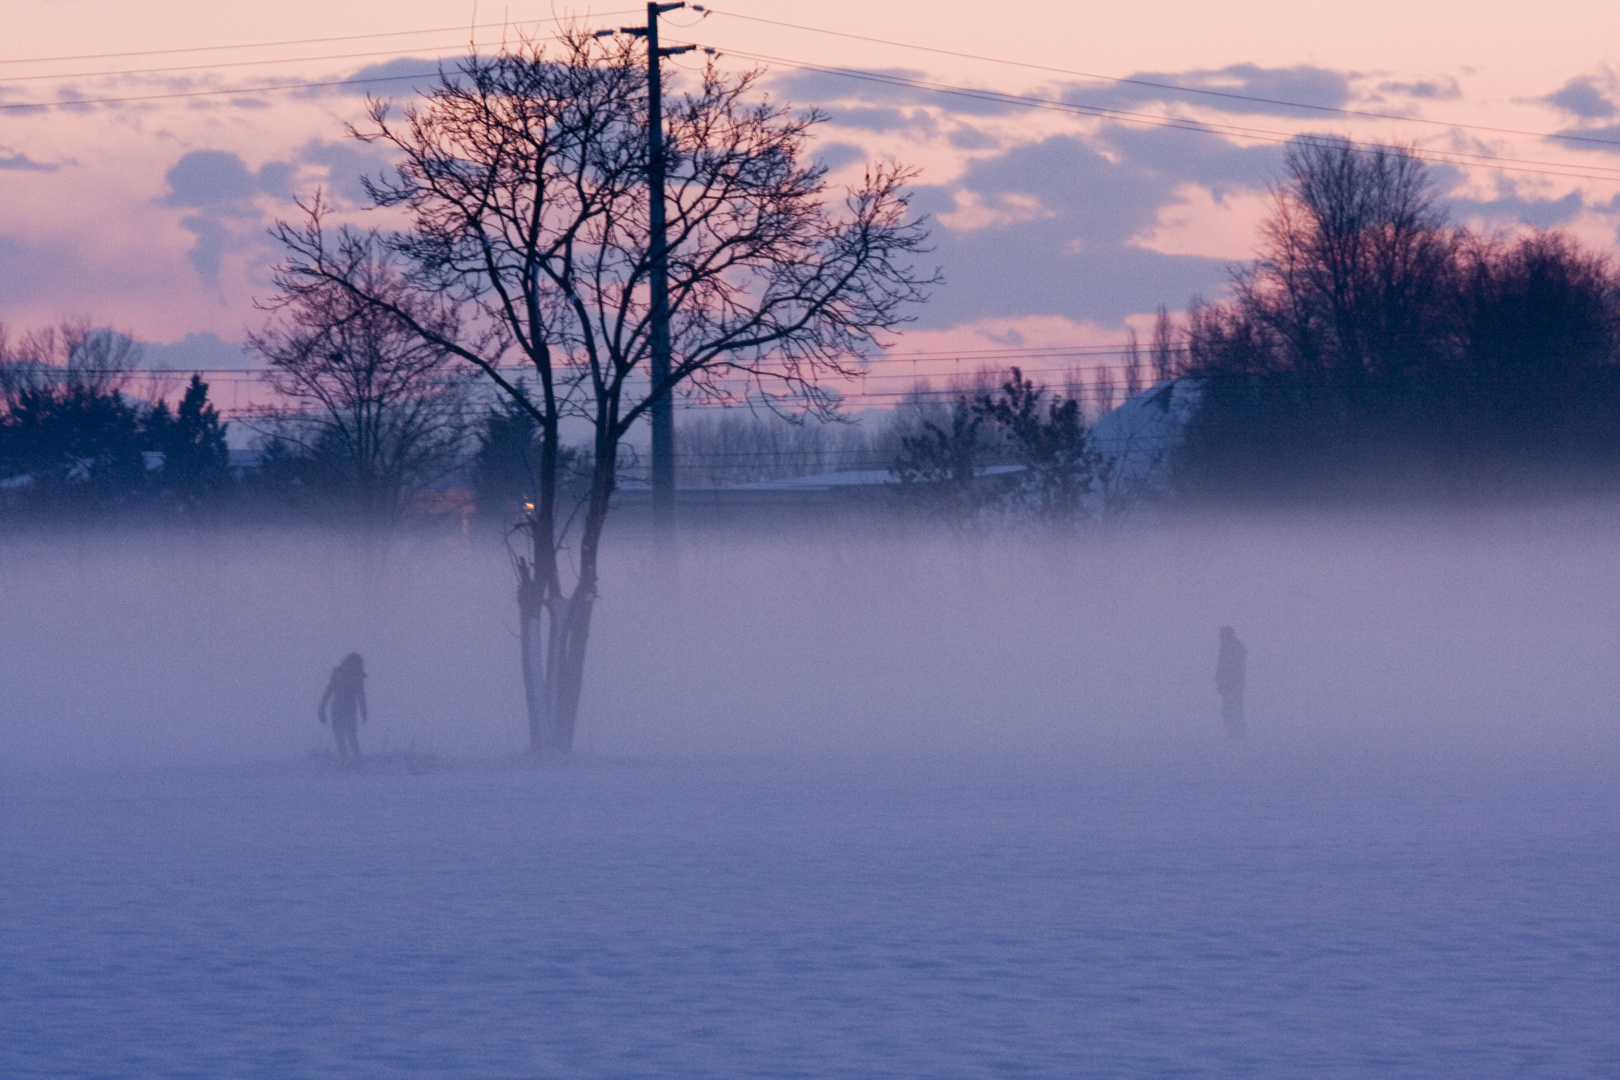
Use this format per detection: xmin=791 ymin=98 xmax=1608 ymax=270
xmin=0 ymin=319 xmax=142 ymax=401
xmin=250 ymin=254 xmax=472 ymax=528
xmin=267 ymin=34 xmax=933 ymax=751
xmin=0 ymin=320 xmax=149 ymax=512
xmin=1177 ymin=136 xmax=1620 ymax=498
xmin=889 ymin=368 xmax=1100 ymax=524
xmin=1149 ymin=305 xmax=1178 ymax=385
xmin=1231 ymin=138 xmax=1458 ymax=395
xmin=677 ymin=408 xmax=887 ymax=486
xmin=890 ymin=391 xmax=995 ymax=518
xmin=1090 ymin=364 xmax=1118 ymax=420
xmin=1122 ymin=328 xmax=1144 ymax=399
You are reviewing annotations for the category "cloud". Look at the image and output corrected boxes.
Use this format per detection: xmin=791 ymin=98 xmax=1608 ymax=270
xmin=904 ymin=132 xmax=1258 ymax=326
xmin=761 ymin=61 xmax=1347 ymax=329
xmin=142 ymin=332 xmax=254 ymax=371
xmin=827 ymin=105 xmax=938 ymax=135
xmin=1096 ymin=121 xmax=1284 ymax=194
xmin=1061 ymin=63 xmax=1354 ymax=120
xmin=812 ymin=141 xmax=866 ymax=172
xmin=1540 ymin=75 xmax=1616 ymax=119
xmin=936 ymin=190 xmax=1054 ymax=232
xmin=770 ymin=67 xmax=926 ymax=105
xmin=162 ymin=150 xmax=259 ymax=209
xmin=1130 ymin=183 xmax=1273 ymax=259
xmin=768 ymin=67 xmax=1026 ymax=120
xmin=1549 ymin=124 xmax=1620 ymax=146
xmin=947 ymin=125 xmax=1001 ymax=151
xmin=295 ymin=138 xmax=400 ymax=206
xmin=178 ymin=214 xmax=231 ymax=282
xmin=160 ymin=150 xmax=295 ymax=284
xmin=18 ymin=48 xmax=1604 ymax=360
xmin=0 ymin=225 xmax=216 ymax=337
xmin=1450 ymin=190 xmax=1584 ymax=229
xmin=255 ymin=160 xmax=299 ymax=201
xmin=0 ymin=151 xmax=62 ymax=172
xmin=298 ymin=57 xmax=459 ymax=100
xmin=1372 ymin=77 xmax=1462 ymax=101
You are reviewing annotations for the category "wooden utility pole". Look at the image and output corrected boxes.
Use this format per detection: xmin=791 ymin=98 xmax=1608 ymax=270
xmin=620 ymin=3 xmax=693 ymax=531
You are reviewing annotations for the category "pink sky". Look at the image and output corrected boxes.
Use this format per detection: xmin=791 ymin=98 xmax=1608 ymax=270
xmin=3 ymin=0 xmax=1619 ymax=385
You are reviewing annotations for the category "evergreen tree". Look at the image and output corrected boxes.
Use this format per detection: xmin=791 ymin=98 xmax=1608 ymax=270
xmin=470 ymin=397 xmax=542 ymax=518
xmin=976 ymin=368 xmax=1097 ymax=521
xmin=1 ymin=383 xmax=146 ymax=515
xmin=146 ymin=373 xmax=231 ymax=509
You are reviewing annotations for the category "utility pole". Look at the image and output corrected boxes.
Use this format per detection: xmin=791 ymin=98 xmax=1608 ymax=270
xmin=619 ymin=3 xmax=694 ymax=532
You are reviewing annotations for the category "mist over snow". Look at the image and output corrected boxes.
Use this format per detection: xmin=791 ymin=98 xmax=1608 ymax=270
xmin=4 ymin=508 xmax=1620 ymax=770
xmin=4 ymin=511 xmax=1620 ymax=1077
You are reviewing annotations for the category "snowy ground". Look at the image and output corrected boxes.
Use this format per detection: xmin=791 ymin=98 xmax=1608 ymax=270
xmin=3 ymin=513 xmax=1620 ymax=1076
xmin=2 ymin=749 xmax=1616 ymax=1078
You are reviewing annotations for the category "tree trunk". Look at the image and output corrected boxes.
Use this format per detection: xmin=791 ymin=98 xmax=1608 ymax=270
xmin=517 ymin=566 xmax=596 ymax=753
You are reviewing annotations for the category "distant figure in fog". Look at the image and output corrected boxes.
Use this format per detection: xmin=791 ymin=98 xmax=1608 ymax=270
xmin=319 ymin=653 xmax=368 ymax=763
xmin=1216 ymin=626 xmax=1247 ymax=740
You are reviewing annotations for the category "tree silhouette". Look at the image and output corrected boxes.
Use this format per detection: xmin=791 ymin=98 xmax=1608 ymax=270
xmin=1178 ymin=137 xmax=1620 ymax=499
xmin=251 ymin=255 xmax=471 ymax=528
xmin=267 ymin=33 xmax=934 ymax=750
xmin=147 ymin=374 xmax=231 ymax=510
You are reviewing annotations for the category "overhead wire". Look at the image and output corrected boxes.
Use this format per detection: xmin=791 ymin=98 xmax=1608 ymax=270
xmin=69 ymin=336 xmax=1155 ymax=384
xmin=0 ymin=71 xmax=447 ymax=112
xmin=667 ymin=41 xmax=1620 ymax=184
xmin=0 ymin=9 xmax=655 ymax=86
xmin=0 ymin=46 xmax=491 ymax=85
xmin=0 ymin=11 xmax=641 ymax=67
xmin=2 ymin=15 xmax=1618 ymax=184
xmin=0 ymin=10 xmax=1610 ymax=183
xmin=0 ymin=16 xmax=621 ymax=109
xmin=699 ymin=7 xmax=1620 ymax=152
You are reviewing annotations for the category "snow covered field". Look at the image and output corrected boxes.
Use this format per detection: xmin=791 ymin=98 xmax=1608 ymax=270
xmin=2 ymin=514 xmax=1618 ymax=1076
xmin=3 ymin=751 xmax=1616 ymax=1078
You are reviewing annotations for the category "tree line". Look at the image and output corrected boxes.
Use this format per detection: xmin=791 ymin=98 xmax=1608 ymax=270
xmin=0 ymin=308 xmax=1154 ymax=529
xmin=0 ymin=322 xmax=230 ymax=518
xmin=0 ymin=334 xmax=1136 ymax=528
xmin=1173 ymin=137 xmax=1620 ymax=501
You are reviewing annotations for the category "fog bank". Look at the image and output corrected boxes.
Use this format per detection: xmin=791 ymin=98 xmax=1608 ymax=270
xmin=4 ymin=507 xmax=1620 ymax=770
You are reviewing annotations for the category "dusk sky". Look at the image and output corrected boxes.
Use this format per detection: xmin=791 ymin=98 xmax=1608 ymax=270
xmin=5 ymin=0 xmax=1620 ymax=392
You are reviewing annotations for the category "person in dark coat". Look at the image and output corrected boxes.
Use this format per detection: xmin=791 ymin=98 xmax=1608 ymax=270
xmin=319 ymin=653 xmax=368 ymax=763
xmin=1216 ymin=626 xmax=1247 ymax=740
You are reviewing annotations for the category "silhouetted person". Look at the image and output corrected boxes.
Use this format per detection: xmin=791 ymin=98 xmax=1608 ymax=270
xmin=319 ymin=653 xmax=368 ymax=763
xmin=1216 ymin=626 xmax=1247 ymax=740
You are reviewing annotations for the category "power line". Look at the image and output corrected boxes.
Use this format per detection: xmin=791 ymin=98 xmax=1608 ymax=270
xmin=0 ymin=13 xmax=660 ymax=86
xmin=0 ymin=19 xmax=635 ymax=109
xmin=0 ymin=12 xmax=641 ymax=67
xmin=0 ymin=45 xmax=482 ymax=85
xmin=0 ymin=69 xmax=449 ymax=111
xmin=5 ymin=24 xmax=1617 ymax=186
xmin=95 ymin=340 xmax=1155 ymax=380
xmin=679 ymin=43 xmax=1620 ymax=185
xmin=702 ymin=7 xmax=1620 ymax=152
xmin=61 ymin=359 xmax=1124 ymax=383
